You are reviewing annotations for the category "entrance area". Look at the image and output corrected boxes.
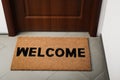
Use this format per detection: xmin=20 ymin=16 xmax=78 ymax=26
xmin=0 ymin=32 xmax=109 ymax=80
xmin=2 ymin=0 xmax=102 ymax=36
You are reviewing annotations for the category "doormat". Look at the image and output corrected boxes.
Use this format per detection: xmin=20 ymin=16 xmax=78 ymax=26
xmin=11 ymin=37 xmax=91 ymax=71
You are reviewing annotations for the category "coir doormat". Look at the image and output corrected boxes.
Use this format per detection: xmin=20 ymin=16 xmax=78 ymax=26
xmin=11 ymin=37 xmax=91 ymax=71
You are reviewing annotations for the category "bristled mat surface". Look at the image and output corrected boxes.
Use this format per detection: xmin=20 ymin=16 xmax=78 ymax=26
xmin=11 ymin=37 xmax=91 ymax=71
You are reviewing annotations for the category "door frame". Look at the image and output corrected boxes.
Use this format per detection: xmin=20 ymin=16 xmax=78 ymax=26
xmin=2 ymin=0 xmax=102 ymax=36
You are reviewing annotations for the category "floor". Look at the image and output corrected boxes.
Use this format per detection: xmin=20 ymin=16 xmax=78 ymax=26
xmin=0 ymin=32 xmax=109 ymax=80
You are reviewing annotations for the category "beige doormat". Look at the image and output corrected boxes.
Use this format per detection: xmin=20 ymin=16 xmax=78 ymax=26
xmin=11 ymin=37 xmax=91 ymax=71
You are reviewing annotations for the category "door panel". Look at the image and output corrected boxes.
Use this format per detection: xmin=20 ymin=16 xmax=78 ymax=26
xmin=25 ymin=0 xmax=82 ymax=16
xmin=13 ymin=0 xmax=91 ymax=31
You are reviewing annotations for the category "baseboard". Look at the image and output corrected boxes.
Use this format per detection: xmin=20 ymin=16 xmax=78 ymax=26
xmin=100 ymin=34 xmax=110 ymax=80
xmin=0 ymin=33 xmax=8 ymax=35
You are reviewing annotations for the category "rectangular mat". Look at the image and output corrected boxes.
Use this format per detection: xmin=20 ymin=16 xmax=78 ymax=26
xmin=11 ymin=37 xmax=91 ymax=71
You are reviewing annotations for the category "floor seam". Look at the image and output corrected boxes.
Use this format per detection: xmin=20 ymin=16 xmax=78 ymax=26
xmin=94 ymin=71 xmax=105 ymax=80
xmin=46 ymin=71 xmax=57 ymax=80
xmin=0 ymin=71 xmax=10 ymax=80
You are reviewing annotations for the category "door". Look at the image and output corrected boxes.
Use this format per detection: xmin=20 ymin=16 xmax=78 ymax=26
xmin=2 ymin=0 xmax=102 ymax=36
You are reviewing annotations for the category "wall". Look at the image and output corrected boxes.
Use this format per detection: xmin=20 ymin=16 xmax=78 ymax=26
xmin=97 ymin=0 xmax=107 ymax=36
xmin=0 ymin=0 xmax=8 ymax=33
xmin=102 ymin=0 xmax=120 ymax=80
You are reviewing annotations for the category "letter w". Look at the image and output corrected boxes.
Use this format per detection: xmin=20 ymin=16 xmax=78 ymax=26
xmin=16 ymin=47 xmax=29 ymax=57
